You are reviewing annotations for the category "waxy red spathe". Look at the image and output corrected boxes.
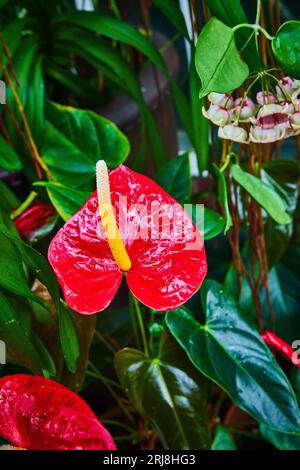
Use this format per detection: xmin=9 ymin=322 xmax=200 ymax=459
xmin=0 ymin=374 xmax=116 ymax=450
xmin=48 ymin=165 xmax=207 ymax=314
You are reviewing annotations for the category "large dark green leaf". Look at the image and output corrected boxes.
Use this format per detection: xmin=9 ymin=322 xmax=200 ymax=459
xmin=195 ymin=18 xmax=249 ymax=98
xmin=114 ymin=332 xmax=210 ymax=450
xmin=272 ymin=21 xmax=300 ymax=78
xmin=34 ymin=181 xmax=90 ymax=221
xmin=166 ymin=280 xmax=300 ymax=433
xmin=0 ymin=292 xmax=43 ymax=374
xmin=0 ymin=231 xmax=38 ymax=303
xmin=55 ymin=28 xmax=169 ymax=169
xmin=231 ymin=164 xmax=291 ymax=225
xmin=156 ymin=153 xmax=191 ymax=205
xmin=260 ymin=423 xmax=300 ymax=450
xmin=42 ymin=102 xmax=129 ymax=191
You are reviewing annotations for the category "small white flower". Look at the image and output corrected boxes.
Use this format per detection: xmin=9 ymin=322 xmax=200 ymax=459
xmin=208 ymin=92 xmax=233 ymax=108
xmin=256 ymin=91 xmax=276 ymax=105
xmin=251 ymin=104 xmax=290 ymax=129
xmin=276 ymin=76 xmax=300 ymax=100
xmin=249 ymin=125 xmax=286 ymax=143
xmin=202 ymin=104 xmax=231 ymax=126
xmin=233 ymin=97 xmax=256 ymax=121
xmin=218 ymin=124 xmax=248 ymax=143
xmin=291 ymin=111 xmax=300 ymax=129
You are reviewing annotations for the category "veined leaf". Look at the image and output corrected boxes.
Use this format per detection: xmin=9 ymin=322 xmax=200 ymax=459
xmin=195 ymin=18 xmax=249 ymax=98
xmin=166 ymin=280 xmax=300 ymax=433
xmin=42 ymin=102 xmax=130 ymax=191
xmin=114 ymin=332 xmax=210 ymax=450
xmin=231 ymin=164 xmax=291 ymax=225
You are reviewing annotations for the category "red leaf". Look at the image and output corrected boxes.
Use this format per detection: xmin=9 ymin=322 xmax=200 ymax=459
xmin=48 ymin=165 xmax=207 ymax=314
xmin=0 ymin=375 xmax=116 ymax=450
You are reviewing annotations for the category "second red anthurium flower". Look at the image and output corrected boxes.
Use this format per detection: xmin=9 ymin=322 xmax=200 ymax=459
xmin=48 ymin=162 xmax=207 ymax=314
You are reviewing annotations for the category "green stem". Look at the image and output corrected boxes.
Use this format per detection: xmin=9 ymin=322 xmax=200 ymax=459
xmin=10 ymin=191 xmax=37 ymax=220
xmin=94 ymin=329 xmax=116 ymax=355
xmin=86 ymin=370 xmax=122 ymax=389
xmin=87 ymin=361 xmax=134 ymax=422
xmin=232 ymin=24 xmax=274 ymax=41
xmin=131 ymin=294 xmax=149 ymax=356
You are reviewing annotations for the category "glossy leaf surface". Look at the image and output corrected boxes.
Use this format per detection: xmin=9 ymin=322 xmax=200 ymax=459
xmin=166 ymin=280 xmax=300 ymax=433
xmin=114 ymin=332 xmax=210 ymax=450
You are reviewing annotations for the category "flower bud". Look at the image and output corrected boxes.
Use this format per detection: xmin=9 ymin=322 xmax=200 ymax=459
xmin=234 ymin=97 xmax=256 ymax=121
xmin=202 ymin=104 xmax=231 ymax=126
xmin=208 ymin=92 xmax=233 ymax=108
xmin=218 ymin=124 xmax=248 ymax=143
xmin=256 ymin=91 xmax=276 ymax=105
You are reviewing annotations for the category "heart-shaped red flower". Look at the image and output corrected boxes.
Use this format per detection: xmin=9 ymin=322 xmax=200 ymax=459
xmin=0 ymin=374 xmax=116 ymax=450
xmin=48 ymin=164 xmax=207 ymax=314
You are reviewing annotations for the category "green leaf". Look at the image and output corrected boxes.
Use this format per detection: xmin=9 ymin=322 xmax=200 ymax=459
xmin=213 ymin=164 xmax=232 ymax=233
xmin=262 ymin=160 xmax=299 ymax=267
xmin=272 ymin=21 xmax=300 ymax=79
xmin=0 ymin=292 xmax=43 ymax=374
xmin=114 ymin=332 xmax=210 ymax=450
xmin=190 ymin=206 xmax=225 ymax=241
xmin=58 ymin=302 xmax=80 ymax=374
xmin=205 ymin=0 xmax=262 ymax=71
xmin=166 ymin=280 xmax=300 ymax=433
xmin=56 ymin=11 xmax=166 ymax=71
xmin=260 ymin=423 xmax=300 ymax=450
xmin=0 ymin=220 xmax=61 ymax=314
xmin=34 ymin=181 xmax=90 ymax=221
xmin=42 ymin=102 xmax=130 ymax=191
xmin=231 ymin=164 xmax=291 ymax=225
xmin=195 ymin=18 xmax=249 ymax=98
xmin=203 ymin=208 xmax=225 ymax=240
xmin=55 ymin=29 xmax=169 ymax=170
xmin=156 ymin=153 xmax=191 ymax=205
xmin=0 ymin=231 xmax=38 ymax=303
xmin=0 ymin=135 xmax=22 ymax=171
xmin=212 ymin=425 xmax=237 ymax=450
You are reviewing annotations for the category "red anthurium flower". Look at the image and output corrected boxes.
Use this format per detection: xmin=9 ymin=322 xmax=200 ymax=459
xmin=261 ymin=330 xmax=300 ymax=369
xmin=48 ymin=162 xmax=207 ymax=314
xmin=14 ymin=199 xmax=56 ymax=241
xmin=0 ymin=375 xmax=116 ymax=450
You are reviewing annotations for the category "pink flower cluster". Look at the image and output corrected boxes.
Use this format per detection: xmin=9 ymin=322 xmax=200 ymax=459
xmin=202 ymin=76 xmax=300 ymax=144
